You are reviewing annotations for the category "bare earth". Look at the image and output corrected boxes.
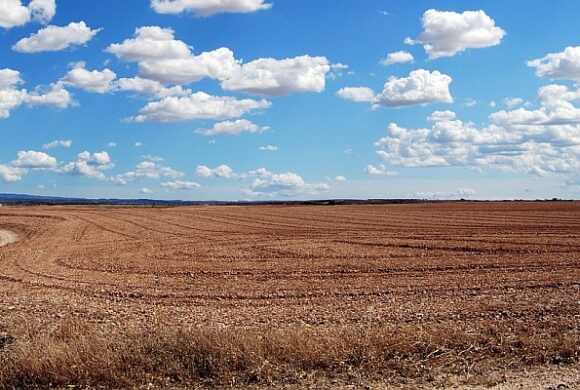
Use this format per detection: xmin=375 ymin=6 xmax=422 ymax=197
xmin=0 ymin=229 xmax=18 ymax=247
xmin=0 ymin=202 xmax=578 ymax=388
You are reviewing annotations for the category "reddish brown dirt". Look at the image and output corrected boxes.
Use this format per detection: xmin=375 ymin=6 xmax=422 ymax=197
xmin=0 ymin=202 xmax=578 ymax=387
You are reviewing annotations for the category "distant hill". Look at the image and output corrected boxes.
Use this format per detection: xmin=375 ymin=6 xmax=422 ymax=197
xmin=0 ymin=193 xmax=570 ymax=206
xmin=0 ymin=193 xmax=441 ymax=206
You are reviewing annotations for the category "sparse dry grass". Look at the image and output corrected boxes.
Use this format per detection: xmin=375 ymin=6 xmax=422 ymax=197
xmin=0 ymin=316 xmax=578 ymax=388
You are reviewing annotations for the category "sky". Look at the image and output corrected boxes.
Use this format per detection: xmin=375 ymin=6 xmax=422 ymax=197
xmin=0 ymin=0 xmax=579 ymax=201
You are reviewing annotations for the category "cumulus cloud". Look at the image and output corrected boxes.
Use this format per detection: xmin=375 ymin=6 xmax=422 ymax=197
xmin=161 ymin=180 xmax=201 ymax=190
xmin=0 ymin=68 xmax=73 ymax=119
xmin=140 ymin=187 xmax=154 ymax=194
xmin=28 ymin=0 xmax=55 ymax=23
xmin=527 ymin=46 xmax=580 ymax=80
xmin=195 ymin=164 xmax=235 ymax=178
xmin=191 ymin=164 xmax=329 ymax=197
xmin=117 ymin=77 xmax=190 ymax=98
xmin=42 ymin=139 xmax=72 ymax=150
xmin=491 ymin=84 xmax=580 ymax=126
xmin=221 ymin=55 xmax=330 ymax=97
xmin=243 ymin=170 xmax=330 ymax=197
xmin=0 ymin=164 xmax=27 ymax=183
xmin=11 ymin=150 xmax=57 ymax=169
xmin=130 ymin=91 xmax=270 ymax=123
xmin=13 ymin=21 xmax=101 ymax=53
xmin=339 ymin=70 xmax=452 ymax=108
xmin=141 ymin=47 xmax=240 ymax=85
xmin=373 ymin=85 xmax=580 ymax=178
xmin=195 ymin=119 xmax=269 ymax=136
xmin=107 ymin=26 xmax=191 ymax=62
xmin=0 ymin=149 xmax=56 ymax=183
xmin=503 ymin=97 xmax=525 ymax=109
xmin=0 ymin=0 xmax=55 ymax=29
xmin=107 ymin=27 xmax=240 ymax=85
xmin=365 ymin=164 xmax=397 ymax=176
xmin=259 ymin=145 xmax=278 ymax=151
xmin=335 ymin=175 xmax=346 ymax=181
xmin=113 ymin=161 xmax=184 ymax=185
xmin=381 ymin=51 xmax=414 ymax=66
xmin=25 ymin=82 xmax=73 ymax=108
xmin=107 ymin=27 xmax=330 ymax=101
xmin=408 ymin=9 xmax=506 ymax=59
xmin=336 ymin=87 xmax=376 ymax=103
xmin=378 ymin=69 xmax=453 ymax=107
xmin=61 ymin=63 xmax=117 ymax=93
xmin=427 ymin=110 xmax=456 ymax=122
xmin=59 ymin=151 xmax=114 ymax=180
xmin=150 ymin=0 xmax=272 ymax=17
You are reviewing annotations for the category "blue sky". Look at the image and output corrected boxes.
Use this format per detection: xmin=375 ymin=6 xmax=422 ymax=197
xmin=0 ymin=0 xmax=579 ymax=200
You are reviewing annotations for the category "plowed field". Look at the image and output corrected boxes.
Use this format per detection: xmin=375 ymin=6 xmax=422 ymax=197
xmin=0 ymin=202 xmax=578 ymax=388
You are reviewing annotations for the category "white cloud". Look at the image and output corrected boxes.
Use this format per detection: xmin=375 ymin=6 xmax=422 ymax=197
xmin=0 ymin=149 xmax=57 ymax=183
xmin=409 ymin=9 xmax=506 ymax=59
xmin=61 ymin=63 xmax=117 ymax=93
xmin=196 ymin=164 xmax=235 ymax=178
xmin=13 ymin=21 xmax=101 ymax=53
xmin=335 ymin=175 xmax=346 ymax=181
xmin=60 ymin=151 xmax=114 ymax=180
xmin=42 ymin=139 xmax=72 ymax=149
xmin=378 ymin=69 xmax=453 ymax=107
xmin=243 ymin=171 xmax=330 ymax=197
xmin=491 ymin=84 xmax=580 ymax=126
xmin=0 ymin=83 xmax=28 ymax=119
xmin=150 ymin=0 xmax=272 ymax=17
xmin=259 ymin=144 xmax=278 ymax=151
xmin=107 ymin=27 xmax=240 ymax=85
xmin=108 ymin=27 xmax=329 ymax=100
xmin=504 ymin=97 xmax=524 ymax=109
xmin=25 ymin=83 xmax=73 ymax=108
xmin=327 ymin=63 xmax=351 ymax=80
xmin=107 ymin=142 xmax=117 ymax=148
xmin=381 ymin=51 xmax=414 ymax=66
xmin=527 ymin=46 xmax=580 ymax=80
xmin=117 ymin=77 xmax=190 ymax=98
xmin=0 ymin=68 xmax=22 ymax=88
xmin=0 ymin=165 xmax=27 ymax=183
xmin=11 ymin=150 xmax=57 ymax=169
xmin=107 ymin=26 xmax=191 ymax=62
xmin=139 ymin=47 xmax=240 ymax=85
xmin=161 ymin=180 xmax=201 ymax=190
xmin=336 ymin=87 xmax=376 ymax=103
xmin=0 ymin=0 xmax=55 ymax=29
xmin=140 ymin=187 xmax=153 ymax=194
xmin=113 ymin=161 xmax=184 ymax=185
xmin=373 ymin=85 xmax=580 ymax=178
xmin=28 ymin=0 xmax=55 ymax=23
xmin=427 ymin=110 xmax=456 ymax=122
xmin=365 ymin=164 xmax=397 ymax=176
xmin=131 ymin=91 xmax=270 ymax=123
xmin=195 ymin=119 xmax=269 ymax=136
xmin=221 ymin=55 xmax=330 ymax=97
xmin=0 ymin=69 xmax=73 ymax=119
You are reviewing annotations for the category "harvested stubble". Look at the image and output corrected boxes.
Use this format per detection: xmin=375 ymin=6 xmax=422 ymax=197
xmin=0 ymin=202 xmax=579 ymax=388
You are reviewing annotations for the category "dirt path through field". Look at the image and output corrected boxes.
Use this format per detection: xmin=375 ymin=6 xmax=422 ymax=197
xmin=0 ymin=229 xmax=18 ymax=247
